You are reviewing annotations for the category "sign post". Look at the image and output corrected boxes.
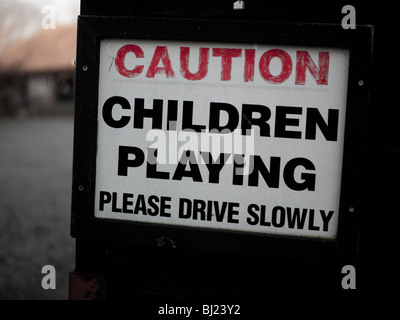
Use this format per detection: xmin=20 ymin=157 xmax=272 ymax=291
xmin=71 ymin=16 xmax=372 ymax=299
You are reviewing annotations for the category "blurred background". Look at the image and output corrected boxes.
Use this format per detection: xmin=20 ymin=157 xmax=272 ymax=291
xmin=0 ymin=0 xmax=79 ymax=299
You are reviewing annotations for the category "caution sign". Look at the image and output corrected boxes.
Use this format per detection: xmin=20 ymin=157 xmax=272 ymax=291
xmin=94 ymin=39 xmax=349 ymax=239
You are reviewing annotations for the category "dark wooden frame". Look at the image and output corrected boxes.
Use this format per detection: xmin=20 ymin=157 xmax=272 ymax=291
xmin=71 ymin=16 xmax=373 ymax=261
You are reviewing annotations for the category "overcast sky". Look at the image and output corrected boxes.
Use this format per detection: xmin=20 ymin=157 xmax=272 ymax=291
xmin=21 ymin=0 xmax=80 ymax=25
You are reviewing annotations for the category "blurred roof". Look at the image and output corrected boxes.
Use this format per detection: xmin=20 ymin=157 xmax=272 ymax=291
xmin=0 ymin=25 xmax=76 ymax=74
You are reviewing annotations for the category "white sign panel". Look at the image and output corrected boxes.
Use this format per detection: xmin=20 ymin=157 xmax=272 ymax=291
xmin=94 ymin=39 xmax=349 ymax=239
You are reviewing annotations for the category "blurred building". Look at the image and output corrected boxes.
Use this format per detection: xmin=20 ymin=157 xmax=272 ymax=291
xmin=0 ymin=25 xmax=76 ymax=116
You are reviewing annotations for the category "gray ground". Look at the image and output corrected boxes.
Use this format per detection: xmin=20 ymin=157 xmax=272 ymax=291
xmin=0 ymin=115 xmax=75 ymax=300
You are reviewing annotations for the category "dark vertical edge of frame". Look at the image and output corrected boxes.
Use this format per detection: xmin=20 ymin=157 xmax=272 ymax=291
xmin=71 ymin=16 xmax=99 ymax=237
xmin=337 ymin=25 xmax=374 ymax=264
